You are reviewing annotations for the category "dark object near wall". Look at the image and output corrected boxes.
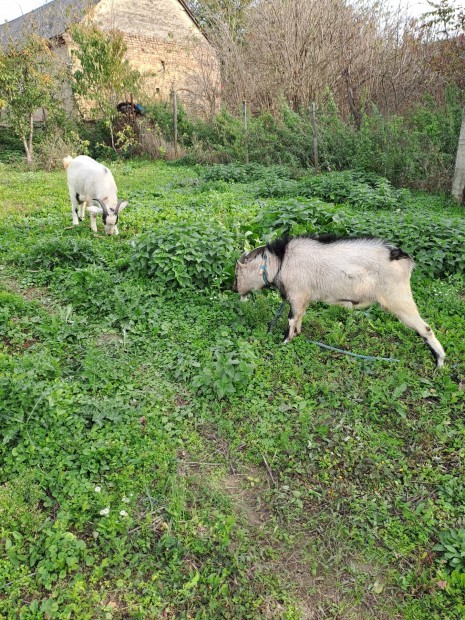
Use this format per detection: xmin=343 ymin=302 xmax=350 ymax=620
xmin=117 ymin=101 xmax=144 ymax=116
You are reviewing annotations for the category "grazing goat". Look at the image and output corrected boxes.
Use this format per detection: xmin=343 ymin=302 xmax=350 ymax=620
xmin=63 ymin=155 xmax=128 ymax=235
xmin=233 ymin=235 xmax=445 ymax=367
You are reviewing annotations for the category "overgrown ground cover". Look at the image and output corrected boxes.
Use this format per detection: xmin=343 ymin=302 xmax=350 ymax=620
xmin=1 ymin=159 xmax=465 ymax=619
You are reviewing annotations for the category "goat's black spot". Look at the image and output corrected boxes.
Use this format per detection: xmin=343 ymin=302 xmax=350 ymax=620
xmin=288 ymin=307 xmax=294 ymax=319
xmin=338 ymin=299 xmax=360 ymax=305
xmin=266 ymin=236 xmax=290 ymax=261
xmin=312 ymin=233 xmax=341 ymax=244
xmin=389 ymin=247 xmax=411 ymax=261
xmin=75 ymin=193 xmax=84 ymax=204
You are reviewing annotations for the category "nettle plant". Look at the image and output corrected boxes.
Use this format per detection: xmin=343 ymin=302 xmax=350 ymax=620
xmin=192 ymin=334 xmax=256 ymax=400
xmin=129 ymin=219 xmax=236 ymax=290
xmin=434 ymin=529 xmax=465 ymax=573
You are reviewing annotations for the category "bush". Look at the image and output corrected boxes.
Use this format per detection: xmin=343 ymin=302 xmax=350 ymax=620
xmin=192 ymin=334 xmax=256 ymax=399
xmin=16 ymin=237 xmax=103 ymax=271
xmin=299 ymin=170 xmax=409 ymax=210
xmin=129 ymin=220 xmax=236 ymax=290
xmin=203 ymin=162 xmax=293 ymax=184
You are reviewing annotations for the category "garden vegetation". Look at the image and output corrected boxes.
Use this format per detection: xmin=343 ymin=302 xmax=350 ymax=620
xmin=0 ymin=160 xmax=464 ymax=618
xmin=1 ymin=0 xmax=465 ymax=617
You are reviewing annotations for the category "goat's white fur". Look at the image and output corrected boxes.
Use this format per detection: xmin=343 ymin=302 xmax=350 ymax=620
xmin=234 ymin=236 xmax=445 ymax=367
xmin=63 ymin=155 xmax=128 ymax=236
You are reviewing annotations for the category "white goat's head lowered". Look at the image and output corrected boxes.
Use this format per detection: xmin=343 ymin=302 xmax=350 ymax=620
xmin=233 ymin=235 xmax=446 ymax=368
xmin=64 ymin=155 xmax=128 ymax=236
xmin=88 ymin=199 xmax=128 ymax=236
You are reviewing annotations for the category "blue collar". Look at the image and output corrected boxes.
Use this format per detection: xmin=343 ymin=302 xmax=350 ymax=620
xmin=259 ymin=252 xmax=272 ymax=288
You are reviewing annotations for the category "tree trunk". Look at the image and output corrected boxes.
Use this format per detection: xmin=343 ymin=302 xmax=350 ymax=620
xmin=21 ymin=114 xmax=34 ymax=166
xmin=22 ymin=136 xmax=32 ymax=166
xmin=452 ymin=107 xmax=465 ymax=204
xmin=342 ymin=67 xmax=361 ymax=130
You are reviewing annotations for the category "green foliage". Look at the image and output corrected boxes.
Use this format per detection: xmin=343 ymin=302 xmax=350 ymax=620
xmin=129 ymin=220 xmax=236 ymax=289
xmin=1 ymin=160 xmax=465 ymax=619
xmin=203 ymin=161 xmax=293 ymax=183
xmin=144 ymin=99 xmax=194 ymax=145
xmin=193 ymin=333 xmax=256 ymax=399
xmin=71 ymin=25 xmax=141 ymax=151
xmin=157 ymin=90 xmax=462 ymax=193
xmin=0 ymin=127 xmax=23 ymax=163
xmin=0 ymin=35 xmax=65 ymax=164
xmin=16 ymin=236 xmax=102 ymax=271
xmin=299 ymin=170 xmax=409 ymax=210
xmin=434 ymin=529 xmax=465 ymax=573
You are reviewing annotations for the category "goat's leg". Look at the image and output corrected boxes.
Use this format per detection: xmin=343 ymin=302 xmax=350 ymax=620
xmin=69 ymin=192 xmax=80 ymax=226
xmin=89 ymin=208 xmax=98 ymax=233
xmin=284 ymin=295 xmax=310 ymax=343
xmin=78 ymin=200 xmax=86 ymax=221
xmin=383 ymin=298 xmax=445 ymax=368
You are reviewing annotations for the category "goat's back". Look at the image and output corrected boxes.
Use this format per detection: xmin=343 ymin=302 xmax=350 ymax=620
xmin=277 ymin=236 xmax=413 ymax=300
xmin=65 ymin=155 xmax=117 ymax=200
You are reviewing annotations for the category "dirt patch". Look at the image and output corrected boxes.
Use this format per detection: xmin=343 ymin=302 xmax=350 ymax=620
xmin=0 ymin=276 xmax=55 ymax=310
xmin=221 ymin=470 xmax=271 ymax=527
xmin=216 ymin=464 xmax=399 ymax=620
xmin=95 ymin=332 xmax=124 ymax=347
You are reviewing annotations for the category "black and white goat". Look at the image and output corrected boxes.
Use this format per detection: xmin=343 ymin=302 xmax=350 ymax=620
xmin=63 ymin=155 xmax=128 ymax=235
xmin=233 ymin=235 xmax=445 ymax=367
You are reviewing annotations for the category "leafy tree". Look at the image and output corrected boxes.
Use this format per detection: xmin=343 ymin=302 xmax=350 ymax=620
xmin=71 ymin=25 xmax=141 ymax=150
xmin=0 ymin=35 xmax=63 ymax=165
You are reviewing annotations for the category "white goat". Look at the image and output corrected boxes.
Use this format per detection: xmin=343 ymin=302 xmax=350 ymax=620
xmin=63 ymin=155 xmax=128 ymax=235
xmin=233 ymin=235 xmax=445 ymax=367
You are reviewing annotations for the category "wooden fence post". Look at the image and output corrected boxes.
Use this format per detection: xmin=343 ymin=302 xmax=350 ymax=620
xmin=173 ymin=89 xmax=178 ymax=157
xmin=311 ymin=102 xmax=319 ymax=171
xmin=243 ymin=99 xmax=249 ymax=163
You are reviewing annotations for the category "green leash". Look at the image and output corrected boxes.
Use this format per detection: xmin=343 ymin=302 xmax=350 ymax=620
xmin=268 ymin=300 xmax=400 ymax=363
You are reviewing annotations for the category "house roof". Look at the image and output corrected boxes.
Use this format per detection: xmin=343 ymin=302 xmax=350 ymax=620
xmin=0 ymin=0 xmax=206 ymax=47
xmin=0 ymin=0 xmax=99 ymax=46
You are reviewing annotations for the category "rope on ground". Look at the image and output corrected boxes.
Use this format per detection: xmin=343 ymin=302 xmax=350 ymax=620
xmin=268 ymin=300 xmax=400 ymax=363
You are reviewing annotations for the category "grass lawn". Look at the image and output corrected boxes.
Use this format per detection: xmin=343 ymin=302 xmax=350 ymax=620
xmin=1 ymin=159 xmax=464 ymax=619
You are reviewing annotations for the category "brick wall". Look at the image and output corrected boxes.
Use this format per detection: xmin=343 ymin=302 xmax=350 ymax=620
xmin=67 ymin=0 xmax=220 ymax=115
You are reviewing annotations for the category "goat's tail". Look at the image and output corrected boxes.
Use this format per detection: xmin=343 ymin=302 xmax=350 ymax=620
xmin=63 ymin=155 xmax=73 ymax=170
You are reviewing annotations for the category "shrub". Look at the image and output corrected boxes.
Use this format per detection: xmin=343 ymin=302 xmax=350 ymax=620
xmin=129 ymin=220 xmax=236 ymax=290
xmin=299 ymin=170 xmax=409 ymax=210
xmin=192 ymin=334 xmax=256 ymax=399
xmin=203 ymin=162 xmax=292 ymax=184
xmin=16 ymin=237 xmax=103 ymax=270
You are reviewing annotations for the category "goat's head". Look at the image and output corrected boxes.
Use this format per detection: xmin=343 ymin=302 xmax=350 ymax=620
xmin=88 ymin=198 xmax=128 ymax=235
xmin=233 ymin=247 xmax=266 ymax=301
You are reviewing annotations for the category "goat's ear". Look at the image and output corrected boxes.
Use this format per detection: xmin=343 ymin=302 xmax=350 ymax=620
xmin=88 ymin=205 xmax=103 ymax=215
xmin=236 ymin=260 xmax=245 ymax=270
xmin=116 ymin=200 xmax=128 ymax=213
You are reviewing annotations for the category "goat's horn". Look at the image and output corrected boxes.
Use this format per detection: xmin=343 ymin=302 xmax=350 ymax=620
xmin=115 ymin=199 xmax=125 ymax=214
xmin=93 ymin=198 xmax=109 ymax=216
